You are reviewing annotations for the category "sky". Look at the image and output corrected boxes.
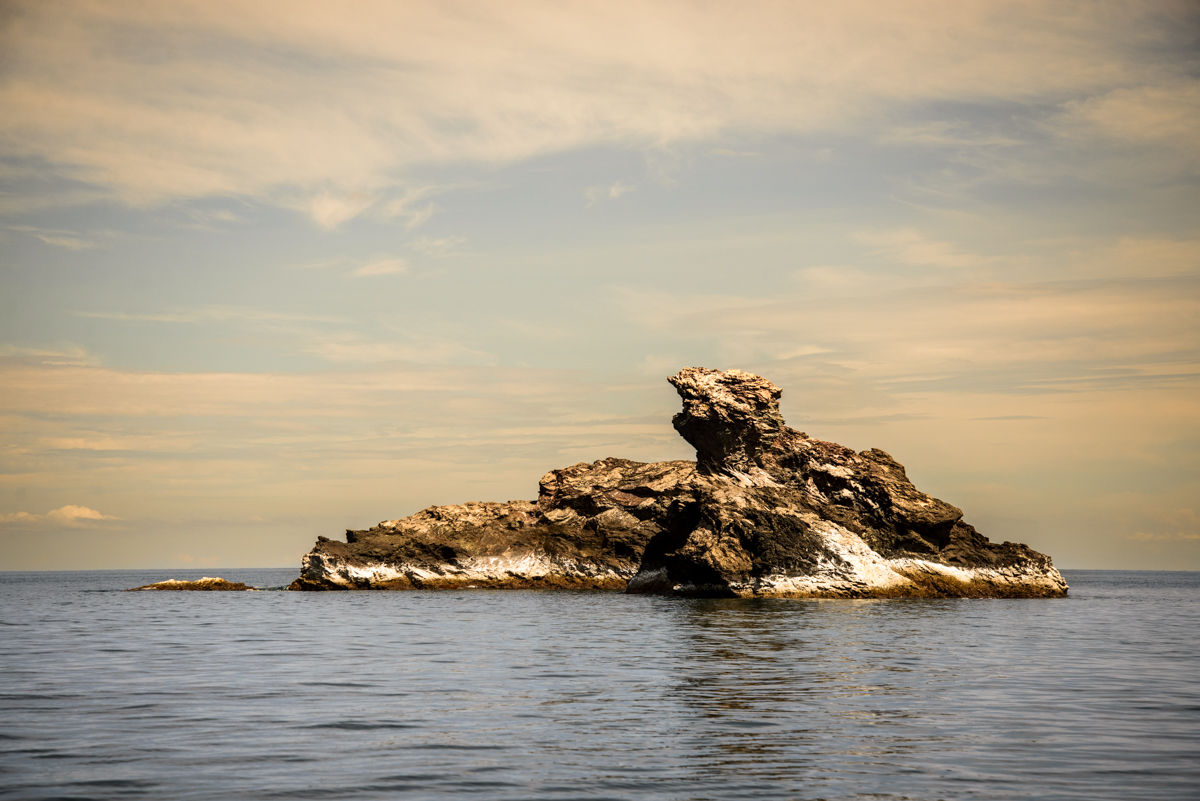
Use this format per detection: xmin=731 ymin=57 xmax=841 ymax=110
xmin=0 ymin=0 xmax=1197 ymax=572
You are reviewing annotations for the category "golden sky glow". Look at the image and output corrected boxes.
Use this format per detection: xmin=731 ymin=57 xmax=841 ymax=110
xmin=1 ymin=1 xmax=1197 ymax=569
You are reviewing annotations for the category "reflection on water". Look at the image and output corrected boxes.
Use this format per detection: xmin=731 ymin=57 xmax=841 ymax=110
xmin=666 ymin=590 xmax=1200 ymax=798
xmin=0 ymin=570 xmax=1197 ymax=799
xmin=670 ymin=600 xmax=958 ymax=794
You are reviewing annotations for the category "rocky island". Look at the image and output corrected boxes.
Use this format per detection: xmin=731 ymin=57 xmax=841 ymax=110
xmin=290 ymin=368 xmax=1067 ymax=598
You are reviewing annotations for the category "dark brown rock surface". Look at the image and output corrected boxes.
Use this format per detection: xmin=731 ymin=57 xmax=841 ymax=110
xmin=289 ymin=458 xmax=695 ymax=591
xmin=291 ymin=367 xmax=1066 ymax=597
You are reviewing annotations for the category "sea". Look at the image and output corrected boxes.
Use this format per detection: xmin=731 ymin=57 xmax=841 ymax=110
xmin=0 ymin=569 xmax=1197 ymax=800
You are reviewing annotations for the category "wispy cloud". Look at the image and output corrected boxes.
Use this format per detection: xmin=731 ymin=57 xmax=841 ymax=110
xmin=0 ymin=505 xmax=119 ymax=527
xmin=1133 ymin=508 xmax=1200 ymax=541
xmin=0 ymin=344 xmax=99 ymax=366
xmin=291 ymin=254 xmax=412 ymax=277
xmin=882 ymin=120 xmax=1021 ymax=148
xmin=71 ymin=307 xmax=346 ymax=324
xmin=1080 ymin=237 xmax=1200 ymax=279
xmin=1060 ymin=84 xmax=1200 ymax=149
xmin=302 ymin=191 xmax=375 ymax=230
xmin=352 ymin=257 xmax=407 ymax=277
xmin=793 ymin=265 xmax=876 ymax=293
xmin=290 ymin=258 xmax=345 ymax=271
xmin=2 ymin=1 xmax=1181 ymax=214
xmin=380 ymin=187 xmax=440 ymax=230
xmin=585 ymin=181 xmax=636 ymax=207
xmin=618 ymin=277 xmax=1200 ymax=395
xmin=37 ymin=234 xmax=94 ymax=249
xmin=412 ymin=236 xmax=465 ymax=256
xmin=301 ymin=332 xmax=491 ymax=365
xmin=1130 ymin=531 xmax=1200 ymax=541
xmin=189 ymin=208 xmax=242 ymax=225
xmin=858 ymin=228 xmax=992 ymax=270
xmin=5 ymin=224 xmax=97 ymax=249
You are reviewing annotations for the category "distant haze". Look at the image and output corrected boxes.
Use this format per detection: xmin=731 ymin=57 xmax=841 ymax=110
xmin=0 ymin=1 xmax=1197 ymax=570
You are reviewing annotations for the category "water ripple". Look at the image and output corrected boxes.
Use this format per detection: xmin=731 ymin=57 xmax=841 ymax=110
xmin=0 ymin=569 xmax=1197 ymax=799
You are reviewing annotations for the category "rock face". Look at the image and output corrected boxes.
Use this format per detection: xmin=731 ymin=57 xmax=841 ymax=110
xmin=289 ymin=459 xmax=695 ymax=591
xmin=291 ymin=367 xmax=1067 ymax=597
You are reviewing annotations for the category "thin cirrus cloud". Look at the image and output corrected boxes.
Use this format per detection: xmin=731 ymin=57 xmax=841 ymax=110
xmin=412 ymin=236 xmax=465 ymax=256
xmin=34 ymin=233 xmax=94 ymax=250
xmin=4 ymin=225 xmax=98 ymax=250
xmin=0 ymin=505 xmax=119 ymax=527
xmin=1132 ymin=531 xmax=1200 ymax=541
xmin=0 ymin=0 xmax=1191 ymax=225
xmin=1059 ymin=83 xmax=1200 ymax=149
xmin=287 ymin=255 xmax=412 ymax=277
xmin=302 ymin=334 xmax=492 ymax=365
xmin=585 ymin=181 xmax=635 ymax=206
xmin=301 ymin=191 xmax=375 ymax=231
xmin=70 ymin=307 xmax=346 ymax=324
xmin=857 ymin=229 xmax=993 ymax=270
xmin=352 ymin=258 xmax=407 ymax=277
xmin=620 ymin=275 xmax=1199 ymax=393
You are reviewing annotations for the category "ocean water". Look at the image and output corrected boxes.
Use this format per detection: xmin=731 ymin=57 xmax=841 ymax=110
xmin=0 ymin=570 xmax=1197 ymax=800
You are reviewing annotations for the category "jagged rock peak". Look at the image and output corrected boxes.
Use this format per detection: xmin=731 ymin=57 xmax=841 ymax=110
xmin=669 ymin=367 xmax=785 ymax=474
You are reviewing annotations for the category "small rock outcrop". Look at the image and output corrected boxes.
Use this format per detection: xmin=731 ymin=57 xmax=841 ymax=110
xmin=128 ymin=577 xmax=255 ymax=591
xmin=291 ymin=368 xmax=1067 ymax=597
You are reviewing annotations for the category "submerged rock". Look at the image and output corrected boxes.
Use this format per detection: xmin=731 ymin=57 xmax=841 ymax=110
xmin=291 ymin=367 xmax=1067 ymax=597
xmin=129 ymin=577 xmax=255 ymax=591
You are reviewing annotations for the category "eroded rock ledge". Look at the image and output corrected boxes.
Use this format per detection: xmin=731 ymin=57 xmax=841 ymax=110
xmin=290 ymin=367 xmax=1067 ymax=598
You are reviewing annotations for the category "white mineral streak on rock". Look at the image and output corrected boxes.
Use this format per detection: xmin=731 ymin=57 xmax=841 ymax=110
xmin=729 ymin=519 xmax=914 ymax=597
xmin=720 ymin=520 xmax=1068 ymax=597
xmin=888 ymin=556 xmax=1068 ymax=595
xmin=300 ymin=551 xmax=408 ymax=587
xmin=722 ymin=467 xmax=782 ymax=488
xmin=300 ymin=549 xmax=627 ymax=589
xmin=145 ymin=577 xmax=223 ymax=586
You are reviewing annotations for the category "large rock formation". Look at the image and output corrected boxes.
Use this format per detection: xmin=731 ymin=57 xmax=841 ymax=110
xmin=290 ymin=368 xmax=1067 ymax=597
